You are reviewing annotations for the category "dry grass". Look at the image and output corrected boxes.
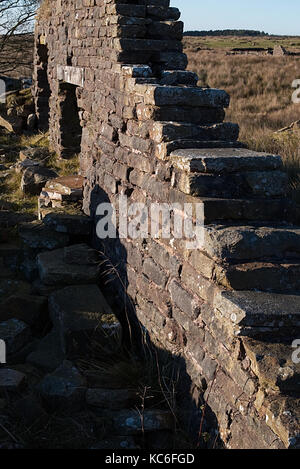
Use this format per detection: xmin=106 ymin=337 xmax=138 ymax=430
xmin=184 ymin=38 xmax=300 ymax=203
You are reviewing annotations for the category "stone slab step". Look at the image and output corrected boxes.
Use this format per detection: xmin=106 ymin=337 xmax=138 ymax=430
xmin=203 ymin=224 xmax=300 ymax=262
xmin=19 ymin=221 xmax=70 ymax=251
xmin=159 ymin=70 xmax=198 ymax=86
xmin=0 ymin=319 xmax=31 ymax=356
xmin=170 ymin=147 xmax=283 ymax=173
xmin=156 ymin=140 xmax=245 ymax=160
xmin=172 ymin=168 xmax=288 ymax=198
xmin=86 ymin=388 xmax=137 ymax=410
xmin=37 ymin=247 xmax=100 ymax=286
xmin=136 ymin=84 xmax=230 ymax=108
xmin=151 ymin=121 xmax=239 ymax=143
xmin=49 ymin=284 xmax=119 ymax=334
xmin=197 ymin=198 xmax=295 ymax=224
xmin=242 ymin=338 xmax=300 ymax=394
xmin=213 ymin=289 xmax=300 ymax=338
xmin=216 ymin=260 xmax=300 ymax=293
xmin=42 ymin=212 xmax=92 ymax=236
xmin=27 ymin=329 xmax=65 ymax=372
xmin=0 ymin=369 xmax=26 ymax=392
xmin=37 ymin=360 xmax=87 ymax=411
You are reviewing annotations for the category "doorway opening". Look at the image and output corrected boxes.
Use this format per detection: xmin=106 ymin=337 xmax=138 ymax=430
xmin=58 ymin=82 xmax=82 ymax=159
xmin=35 ymin=41 xmax=51 ymax=130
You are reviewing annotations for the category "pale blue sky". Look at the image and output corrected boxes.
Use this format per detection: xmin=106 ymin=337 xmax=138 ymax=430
xmin=172 ymin=0 xmax=300 ymax=35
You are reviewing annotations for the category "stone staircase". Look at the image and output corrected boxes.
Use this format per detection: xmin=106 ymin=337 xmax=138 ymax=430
xmin=0 ymin=211 xmax=178 ymax=449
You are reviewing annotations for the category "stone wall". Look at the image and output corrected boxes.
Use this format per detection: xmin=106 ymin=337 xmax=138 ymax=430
xmin=34 ymin=0 xmax=300 ymax=449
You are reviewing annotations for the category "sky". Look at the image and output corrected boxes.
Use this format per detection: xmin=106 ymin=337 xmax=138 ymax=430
xmin=172 ymin=0 xmax=300 ymax=36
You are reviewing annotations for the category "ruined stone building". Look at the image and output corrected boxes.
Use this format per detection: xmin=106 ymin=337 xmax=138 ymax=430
xmin=33 ymin=0 xmax=300 ymax=449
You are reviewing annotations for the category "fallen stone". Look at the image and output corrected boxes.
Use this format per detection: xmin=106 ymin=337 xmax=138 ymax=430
xmin=0 ymin=278 xmax=31 ymax=301
xmin=0 ymin=243 xmax=22 ymax=271
xmin=0 ymin=294 xmax=47 ymax=326
xmin=15 ymin=158 xmax=41 ymax=174
xmin=64 ymin=244 xmax=100 ymax=265
xmin=43 ymin=213 xmax=93 ymax=236
xmin=19 ymin=221 xmax=69 ymax=250
xmin=13 ymin=394 xmax=48 ymax=426
xmin=21 ymin=166 xmax=58 ymax=195
xmin=49 ymin=284 xmax=119 ymax=334
xmin=37 ymin=249 xmax=100 ymax=285
xmin=44 ymin=175 xmax=84 ymax=197
xmin=0 ymin=114 xmax=23 ymax=134
xmin=27 ymin=329 xmax=65 ymax=372
xmin=37 ymin=360 xmax=87 ymax=411
xmin=86 ymin=388 xmax=137 ymax=410
xmin=0 ymin=369 xmax=26 ymax=391
xmin=111 ymin=409 xmax=173 ymax=435
xmin=19 ymin=147 xmax=51 ymax=162
xmin=0 ymin=319 xmax=31 ymax=355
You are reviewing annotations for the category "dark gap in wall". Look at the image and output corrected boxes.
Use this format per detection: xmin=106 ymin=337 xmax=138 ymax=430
xmin=59 ymin=82 xmax=82 ymax=159
xmin=36 ymin=42 xmax=51 ymax=130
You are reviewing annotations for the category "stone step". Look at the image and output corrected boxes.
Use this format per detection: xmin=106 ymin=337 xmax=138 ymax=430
xmin=0 ymin=319 xmax=31 ymax=356
xmin=213 ymin=289 xmax=300 ymax=338
xmin=242 ymin=338 xmax=300 ymax=394
xmin=136 ymin=103 xmax=225 ymax=125
xmin=159 ymin=70 xmax=198 ymax=86
xmin=49 ymin=284 xmax=121 ymax=356
xmin=198 ymin=197 xmax=296 ymax=224
xmin=42 ymin=212 xmax=92 ymax=236
xmin=151 ymin=122 xmax=239 ymax=143
xmin=0 ymin=243 xmax=22 ymax=269
xmin=170 ymin=147 xmax=283 ymax=173
xmin=156 ymin=140 xmax=245 ymax=160
xmin=37 ymin=246 xmax=100 ymax=286
xmin=147 ymin=20 xmax=183 ymax=40
xmin=19 ymin=221 xmax=70 ymax=251
xmin=136 ymin=84 xmax=230 ymax=108
xmin=86 ymin=388 xmax=137 ymax=410
xmin=216 ymin=260 xmax=300 ymax=293
xmin=203 ymin=224 xmax=300 ymax=262
xmin=172 ymin=168 xmax=288 ymax=198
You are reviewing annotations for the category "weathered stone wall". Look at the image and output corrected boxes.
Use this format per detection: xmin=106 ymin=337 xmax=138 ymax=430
xmin=34 ymin=0 xmax=300 ymax=449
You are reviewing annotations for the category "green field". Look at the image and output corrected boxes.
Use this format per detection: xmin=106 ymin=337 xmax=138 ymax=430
xmin=183 ymin=35 xmax=300 ymax=51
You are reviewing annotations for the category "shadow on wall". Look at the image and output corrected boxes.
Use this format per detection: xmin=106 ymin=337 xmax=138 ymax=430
xmin=88 ymin=184 xmax=223 ymax=449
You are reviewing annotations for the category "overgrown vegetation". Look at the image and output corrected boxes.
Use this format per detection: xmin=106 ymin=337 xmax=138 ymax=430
xmin=184 ymin=37 xmax=300 ymax=203
xmin=0 ymin=127 xmax=80 ymax=214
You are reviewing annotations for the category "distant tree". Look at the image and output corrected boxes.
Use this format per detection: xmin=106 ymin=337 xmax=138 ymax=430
xmin=0 ymin=0 xmax=38 ymax=75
